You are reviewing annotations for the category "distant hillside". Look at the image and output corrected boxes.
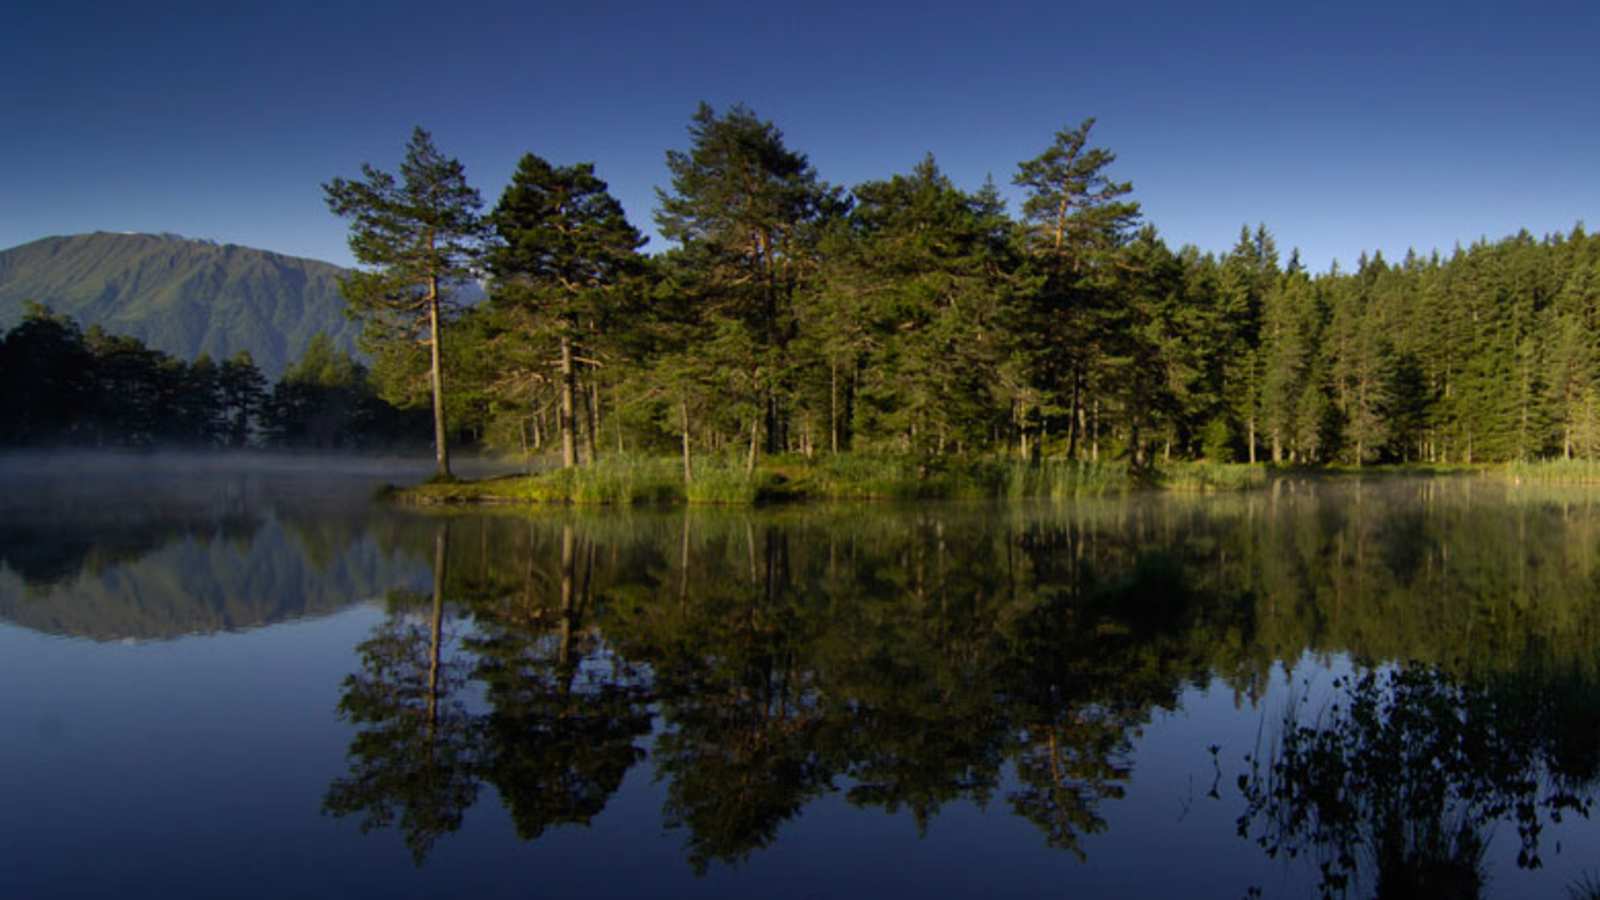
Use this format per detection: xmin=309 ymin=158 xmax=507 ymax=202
xmin=0 ymin=232 xmax=361 ymax=379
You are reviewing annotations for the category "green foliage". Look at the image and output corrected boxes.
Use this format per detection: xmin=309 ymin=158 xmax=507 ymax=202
xmin=18 ymin=109 xmax=1600 ymax=471
xmin=484 ymin=152 xmax=647 ymax=468
xmin=0 ymin=303 xmax=277 ymax=448
xmin=324 ymin=127 xmax=486 ymax=476
xmin=1202 ymin=417 xmax=1233 ymax=462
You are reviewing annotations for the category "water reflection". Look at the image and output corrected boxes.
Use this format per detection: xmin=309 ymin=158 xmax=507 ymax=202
xmin=320 ymin=482 xmax=1600 ymax=893
xmin=1238 ymin=665 xmax=1600 ymax=899
xmin=11 ymin=470 xmax=1600 ymax=896
xmin=0 ymin=465 xmax=426 ymax=639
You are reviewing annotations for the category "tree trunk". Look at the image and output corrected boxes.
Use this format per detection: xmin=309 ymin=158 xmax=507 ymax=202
xmin=1017 ymin=398 xmax=1029 ymax=462
xmin=560 ymin=335 xmax=576 ymax=468
xmin=614 ymin=386 xmax=625 ymax=455
xmin=830 ymin=360 xmax=839 ymax=455
xmin=426 ymin=282 xmax=451 ymax=479
xmin=1247 ymin=414 xmax=1257 ymax=465
xmin=584 ymin=378 xmax=600 ymax=465
xmin=590 ymin=380 xmax=603 ymax=460
xmin=765 ymin=389 xmax=780 ymax=456
xmin=746 ymin=416 xmax=759 ymax=474
xmin=1091 ymin=398 xmax=1100 ymax=462
xmin=681 ymin=397 xmax=693 ymax=484
xmin=1066 ymin=369 xmax=1082 ymax=460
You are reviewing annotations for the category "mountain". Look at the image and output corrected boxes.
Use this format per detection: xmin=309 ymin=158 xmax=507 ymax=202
xmin=0 ymin=232 xmax=362 ymax=379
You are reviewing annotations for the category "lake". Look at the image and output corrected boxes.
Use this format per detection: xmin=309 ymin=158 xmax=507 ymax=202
xmin=4 ymin=458 xmax=1599 ymax=899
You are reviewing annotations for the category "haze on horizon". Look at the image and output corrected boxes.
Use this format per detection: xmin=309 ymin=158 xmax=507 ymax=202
xmin=4 ymin=1 xmax=1598 ymax=273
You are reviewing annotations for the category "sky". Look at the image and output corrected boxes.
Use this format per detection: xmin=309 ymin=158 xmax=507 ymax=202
xmin=5 ymin=0 xmax=1599 ymax=273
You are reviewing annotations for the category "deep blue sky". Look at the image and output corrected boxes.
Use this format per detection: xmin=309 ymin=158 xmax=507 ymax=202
xmin=5 ymin=1 xmax=1598 ymax=272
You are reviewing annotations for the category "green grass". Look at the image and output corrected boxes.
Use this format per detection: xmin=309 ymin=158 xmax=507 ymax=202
xmin=996 ymin=459 xmax=1132 ymax=499
xmin=1503 ymin=459 xmax=1600 ymax=485
xmin=393 ymin=453 xmax=1290 ymax=507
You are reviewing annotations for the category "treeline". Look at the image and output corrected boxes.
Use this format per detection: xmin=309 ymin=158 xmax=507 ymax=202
xmin=329 ymin=107 xmax=1600 ymax=477
xmin=0 ymin=303 xmax=431 ymax=449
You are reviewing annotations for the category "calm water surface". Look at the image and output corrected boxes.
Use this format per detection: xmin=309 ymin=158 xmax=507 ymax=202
xmin=4 ymin=460 xmax=1600 ymax=898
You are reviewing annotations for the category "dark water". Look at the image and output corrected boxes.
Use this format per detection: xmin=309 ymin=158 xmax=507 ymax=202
xmin=4 ymin=461 xmax=1600 ymax=899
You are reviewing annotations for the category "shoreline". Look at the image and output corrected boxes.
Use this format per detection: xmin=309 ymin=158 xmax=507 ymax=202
xmin=384 ymin=457 xmax=1579 ymax=508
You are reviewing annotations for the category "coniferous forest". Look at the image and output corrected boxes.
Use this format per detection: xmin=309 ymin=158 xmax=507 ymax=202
xmin=11 ymin=104 xmax=1600 ymax=475
xmin=332 ymin=106 xmax=1600 ymax=480
xmin=0 ymin=304 xmax=429 ymax=450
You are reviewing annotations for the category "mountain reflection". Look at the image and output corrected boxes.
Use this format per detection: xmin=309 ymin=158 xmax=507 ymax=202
xmin=0 ymin=467 xmax=426 ymax=639
xmin=324 ymin=482 xmax=1600 ymax=885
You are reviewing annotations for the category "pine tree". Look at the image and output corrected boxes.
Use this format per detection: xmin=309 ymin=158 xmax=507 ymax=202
xmin=1012 ymin=118 xmax=1140 ymax=459
xmin=324 ymin=127 xmax=485 ymax=479
xmin=487 ymin=154 xmax=646 ymax=468
xmin=654 ymin=103 xmax=843 ymax=462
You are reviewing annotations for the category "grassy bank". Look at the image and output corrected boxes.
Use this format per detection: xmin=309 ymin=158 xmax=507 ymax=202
xmin=391 ymin=454 xmax=1274 ymax=506
xmin=389 ymin=457 xmax=1600 ymax=507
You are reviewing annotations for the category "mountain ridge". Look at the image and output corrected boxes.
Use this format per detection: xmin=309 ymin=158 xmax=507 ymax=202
xmin=0 ymin=232 xmax=362 ymax=379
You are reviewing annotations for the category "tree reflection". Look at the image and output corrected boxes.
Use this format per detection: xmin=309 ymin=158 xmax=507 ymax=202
xmin=468 ymin=524 xmax=653 ymax=841
xmin=322 ymin=485 xmax=1600 ymax=879
xmin=1236 ymin=665 xmax=1600 ymax=899
xmin=323 ymin=524 xmax=479 ymax=863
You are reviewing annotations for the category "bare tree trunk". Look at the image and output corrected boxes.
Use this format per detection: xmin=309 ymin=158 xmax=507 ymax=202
xmin=426 ymin=282 xmax=451 ymax=479
xmin=583 ymin=378 xmax=599 ymax=465
xmin=746 ymin=416 xmax=759 ymax=474
xmin=560 ymin=335 xmax=576 ymax=468
xmin=1091 ymin=398 xmax=1100 ymax=462
xmin=765 ymin=390 xmax=780 ymax=456
xmin=681 ymin=397 xmax=693 ymax=484
xmin=830 ymin=360 xmax=839 ymax=454
xmin=1247 ymin=415 xmax=1257 ymax=465
xmin=590 ymin=380 xmax=603 ymax=461
xmin=614 ymin=385 xmax=624 ymax=456
xmin=1066 ymin=370 xmax=1081 ymax=461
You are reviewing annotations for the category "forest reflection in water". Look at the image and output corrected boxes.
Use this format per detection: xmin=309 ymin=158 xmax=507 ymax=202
xmin=320 ymin=478 xmax=1600 ymax=896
